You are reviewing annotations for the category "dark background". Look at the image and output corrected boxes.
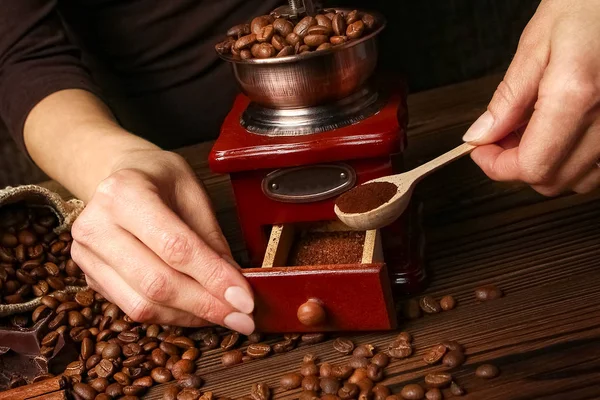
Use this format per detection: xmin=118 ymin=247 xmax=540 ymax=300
xmin=0 ymin=0 xmax=541 ymax=188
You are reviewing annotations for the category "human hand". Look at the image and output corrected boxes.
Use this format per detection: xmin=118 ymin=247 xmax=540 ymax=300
xmin=463 ymin=0 xmax=600 ymax=196
xmin=70 ymin=149 xmax=255 ymax=334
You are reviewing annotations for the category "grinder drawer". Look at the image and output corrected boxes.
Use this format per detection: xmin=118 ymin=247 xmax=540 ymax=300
xmin=241 ymin=222 xmax=397 ymax=333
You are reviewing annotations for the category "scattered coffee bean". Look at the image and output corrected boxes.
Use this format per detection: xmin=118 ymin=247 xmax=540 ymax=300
xmin=348 ymin=356 xmax=369 ymax=369
xmin=423 ymin=344 xmax=447 ymax=365
xmin=221 ymin=332 xmax=240 ymax=350
xmin=440 ymin=340 xmax=464 ymax=353
xmin=353 ymin=344 xmax=375 ymax=358
xmin=280 ymin=372 xmax=303 ymax=390
xmin=163 ymin=386 xmax=181 ymax=400
xmin=177 ymin=388 xmax=202 ymax=400
xmin=177 ymin=373 xmax=203 ymax=389
xmin=172 ymin=359 xmax=195 ymax=380
xmin=475 ymin=284 xmax=503 ymax=301
xmin=439 ymin=295 xmax=456 ymax=311
xmin=332 ymin=365 xmax=353 ymax=380
xmin=320 ymin=377 xmax=341 ymax=395
xmin=372 ymin=384 xmax=390 ymax=400
xmin=333 ymin=338 xmax=355 ymax=355
xmin=401 ymin=384 xmax=425 ymax=400
xmin=419 ymin=296 xmax=441 ymax=314
xmin=301 ymin=333 xmax=326 ymax=345
xmin=442 ymin=350 xmax=465 ymax=369
xmin=425 ymin=388 xmax=442 ymax=400
xmin=302 ymin=375 xmax=320 ymax=391
xmin=475 ymin=364 xmax=500 ymax=379
xmin=338 ymin=382 xmax=359 ymax=400
xmin=348 ymin=368 xmax=368 ymax=385
xmin=222 ymin=349 xmax=244 ymax=367
xmin=250 ymin=382 xmax=270 ymax=400
xmin=387 ymin=339 xmax=413 ymax=359
xmin=320 ymin=362 xmax=333 ymax=378
xmin=300 ymin=361 xmax=319 ymax=376
xmin=367 ymin=363 xmax=383 ymax=382
xmin=247 ymin=343 xmax=271 ymax=359
xmin=424 ymin=372 xmax=452 ymax=388
xmin=73 ymin=383 xmax=98 ymax=400
xmin=450 ymin=381 xmax=465 ymax=396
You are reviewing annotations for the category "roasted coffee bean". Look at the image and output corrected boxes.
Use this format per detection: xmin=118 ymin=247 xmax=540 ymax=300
xmin=424 ymin=373 xmax=452 ymax=388
xmin=78 ymin=337 xmax=93 ymax=360
xmin=302 ymin=375 xmax=320 ymax=392
xmin=333 ymin=338 xmax=355 ymax=355
xmin=32 ymin=306 xmax=50 ymax=326
xmin=49 ymin=240 xmax=65 ymax=254
xmin=15 ymin=244 xmax=25 ymax=262
xmin=254 ymin=43 xmax=276 ymax=58
xmin=48 ymin=311 xmax=67 ymax=330
xmin=218 ymin=348 xmax=240 ymax=367
xmin=18 ymin=229 xmax=36 ymax=246
xmin=348 ymin=356 xmax=369 ymax=369
xmin=298 ymin=44 xmax=310 ymax=54
xmin=103 ymin=303 xmax=121 ymax=319
xmin=105 ymin=382 xmax=124 ymax=398
xmin=177 ymin=373 xmax=203 ymax=389
xmin=440 ymin=340 xmax=463 ymax=352
xmin=293 ymin=16 xmax=316 ymax=37
xmin=172 ymin=359 xmax=195 ymax=380
xmin=338 ymin=382 xmax=359 ymax=400
xmin=227 ymin=23 xmax=251 ymax=38
xmin=300 ymin=361 xmax=319 ymax=376
xmin=303 ymin=353 xmax=317 ymax=363
xmin=270 ymin=34 xmax=286 ymax=51
xmin=331 ymin=13 xmax=347 ymax=36
xmin=276 ymin=46 xmax=294 ymax=57
xmin=424 ymin=388 xmax=442 ymax=400
xmin=110 ymin=319 xmax=130 ymax=332
xmin=475 ymin=285 xmax=503 ymax=301
xmin=202 ymin=332 xmax=220 ymax=349
xmin=160 ymin=342 xmax=179 ymax=356
xmin=355 ymin=377 xmax=374 ymax=394
xmin=272 ymin=338 xmax=295 ymax=353
xmin=166 ymin=355 xmax=181 ymax=371
xmin=475 ymin=364 xmax=500 ymax=379
xmin=43 ymin=262 xmax=60 ymax=277
xmin=251 ymin=15 xmax=274 ymax=35
xmin=96 ymin=359 xmax=116 ymax=378
xmin=95 ymin=341 xmax=108 ymax=355
xmin=307 ymin=25 xmax=330 ymax=36
xmin=123 ymin=366 xmax=145 ymax=379
xmin=372 ymin=384 xmax=390 ymax=400
xmin=370 ymin=353 xmax=389 ymax=368
xmin=317 ymin=42 xmax=333 ymax=51
xmin=0 ymin=232 xmax=18 ymax=247
xmin=133 ymin=376 xmax=154 ymax=388
xmin=146 ymin=324 xmax=160 ymax=338
xmin=220 ymin=332 xmax=240 ymax=350
xmin=123 ymin=385 xmax=146 ymax=396
xmin=353 ymin=344 xmax=375 ymax=358
xmin=33 ymin=281 xmax=50 ymax=297
xmin=301 ymin=333 xmax=325 ymax=344
xmin=42 ymin=294 xmax=62 ymax=310
xmin=114 ymin=372 xmax=132 ymax=386
xmin=123 ymin=355 xmax=146 ymax=368
xmin=348 ymin=368 xmax=368 ymax=385
xmin=317 ymin=362 xmax=332 ymax=377
xmin=4 ymin=293 xmax=23 ymax=304
xmin=247 ymin=343 xmax=271 ymax=358
xmin=73 ymin=383 xmax=98 ymax=400
xmin=299 ymin=390 xmax=319 ymax=400
xmin=95 ymin=394 xmax=111 ymax=400
xmin=177 ymin=388 xmax=202 ymax=400
xmin=285 ymin=32 xmax=301 ymax=46
xmin=442 ymin=350 xmax=465 ymax=369
xmin=85 ymin=354 xmax=101 ymax=370
xmin=68 ymin=310 xmax=86 ymax=327
xmin=179 ymin=348 xmax=199 ymax=362
xmin=250 ymin=382 xmax=270 ymax=400
xmin=163 ymin=386 xmax=181 ymax=400
xmin=330 ymin=35 xmax=348 ymax=46
xmin=361 ymin=14 xmax=376 ymax=30
xmin=420 ymin=296 xmax=441 ymax=314
xmin=117 ymin=331 xmax=140 ymax=344
xmin=0 ymin=247 xmax=15 ymax=263
xmin=16 ymin=283 xmax=32 ymax=297
xmin=30 ymin=265 xmax=48 ymax=279
xmin=320 ymin=377 xmax=341 ymax=395
xmin=40 ymin=345 xmax=54 ymax=357
xmin=315 ymin=14 xmax=333 ymax=30
xmin=273 ymin=18 xmax=294 ymax=37
xmin=172 ymin=336 xmax=194 ymax=349
xmin=16 ymin=269 xmax=36 ymax=284
xmin=120 ymin=343 xmax=141 ymax=358
xmin=332 ymin=365 xmax=353 ymax=380
xmin=88 ymin=377 xmax=109 ymax=393
xmin=257 ymin=25 xmax=274 ymax=43
xmin=450 ymin=381 xmax=465 ymax=396
xmin=401 ymin=384 xmax=425 ymax=400
xmin=46 ymin=276 xmax=65 ymax=291
xmin=65 ymin=360 xmax=86 ymax=376
xmin=144 ymin=341 xmax=159 ymax=352
xmin=424 ymin=344 xmax=447 ymax=365
xmin=367 ymin=363 xmax=383 ymax=382
xmin=102 ymin=343 xmax=121 ymax=359
xmin=439 ymin=295 xmax=456 ymax=311
xmin=280 ymin=372 xmax=303 ymax=390
xmin=388 ymin=340 xmax=413 ymax=359
xmin=150 ymin=348 xmax=168 ymax=367
xmin=41 ymin=330 xmax=59 ymax=347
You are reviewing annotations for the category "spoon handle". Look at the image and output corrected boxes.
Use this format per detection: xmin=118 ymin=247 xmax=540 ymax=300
xmin=410 ymin=142 xmax=476 ymax=181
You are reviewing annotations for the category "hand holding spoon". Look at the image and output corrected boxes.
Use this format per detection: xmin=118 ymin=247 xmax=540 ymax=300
xmin=335 ymin=142 xmax=476 ymax=230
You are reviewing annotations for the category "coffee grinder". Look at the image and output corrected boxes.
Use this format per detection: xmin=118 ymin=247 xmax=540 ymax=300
xmin=209 ymin=2 xmax=425 ymax=332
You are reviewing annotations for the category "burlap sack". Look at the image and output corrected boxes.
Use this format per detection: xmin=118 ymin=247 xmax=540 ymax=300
xmin=0 ymin=184 xmax=87 ymax=317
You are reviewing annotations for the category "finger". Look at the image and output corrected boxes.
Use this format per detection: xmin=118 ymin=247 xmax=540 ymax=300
xmin=470 ymin=145 xmax=520 ymax=182
xmin=463 ymin=28 xmax=549 ymax=144
xmin=81 ymin=220 xmax=254 ymax=334
xmin=93 ymin=172 xmax=255 ymax=316
xmin=528 ymin=123 xmax=600 ymax=195
xmin=71 ymin=240 xmax=211 ymax=327
xmin=572 ymin=167 xmax=600 ymax=194
xmin=497 ymin=130 xmax=522 ymax=150
xmin=171 ymin=174 xmax=232 ymax=259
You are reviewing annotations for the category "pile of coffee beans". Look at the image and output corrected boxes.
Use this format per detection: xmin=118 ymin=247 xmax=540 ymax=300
xmin=215 ymin=9 xmax=379 ymax=60
xmin=0 ymin=204 xmax=86 ymax=305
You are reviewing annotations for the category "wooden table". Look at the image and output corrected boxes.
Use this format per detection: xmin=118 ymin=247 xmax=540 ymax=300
xmin=41 ymin=74 xmax=600 ymax=400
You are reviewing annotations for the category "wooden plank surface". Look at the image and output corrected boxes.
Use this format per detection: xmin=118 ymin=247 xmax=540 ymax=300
xmin=39 ymin=73 xmax=600 ymax=399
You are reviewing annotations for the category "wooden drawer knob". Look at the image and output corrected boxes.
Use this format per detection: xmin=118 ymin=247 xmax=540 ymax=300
xmin=297 ymin=298 xmax=326 ymax=326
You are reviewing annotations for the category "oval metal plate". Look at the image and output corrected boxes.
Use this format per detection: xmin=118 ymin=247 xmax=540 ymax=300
xmin=262 ymin=164 xmax=356 ymax=203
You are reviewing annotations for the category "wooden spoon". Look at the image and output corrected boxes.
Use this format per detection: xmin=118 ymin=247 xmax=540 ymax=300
xmin=335 ymin=142 xmax=476 ymax=230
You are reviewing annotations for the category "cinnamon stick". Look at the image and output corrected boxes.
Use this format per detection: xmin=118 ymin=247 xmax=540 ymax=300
xmin=0 ymin=376 xmax=67 ymax=400
xmin=29 ymin=390 xmax=68 ymax=400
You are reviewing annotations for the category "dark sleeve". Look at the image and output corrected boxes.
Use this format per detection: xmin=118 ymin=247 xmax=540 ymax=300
xmin=0 ymin=0 xmax=101 ymax=154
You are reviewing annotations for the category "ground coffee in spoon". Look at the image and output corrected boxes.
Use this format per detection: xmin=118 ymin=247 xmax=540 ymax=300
xmin=335 ymin=182 xmax=397 ymax=214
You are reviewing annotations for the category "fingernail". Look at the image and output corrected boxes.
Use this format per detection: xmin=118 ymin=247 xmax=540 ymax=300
xmin=463 ymin=111 xmax=494 ymax=143
xmin=224 ymin=286 xmax=254 ymax=314
xmin=224 ymin=312 xmax=255 ymax=335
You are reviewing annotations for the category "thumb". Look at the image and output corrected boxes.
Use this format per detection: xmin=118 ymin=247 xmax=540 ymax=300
xmin=463 ymin=39 xmax=548 ymax=145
